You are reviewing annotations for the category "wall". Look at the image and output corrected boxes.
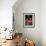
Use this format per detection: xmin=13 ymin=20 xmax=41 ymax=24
xmin=13 ymin=0 xmax=41 ymax=46
xmin=0 ymin=0 xmax=16 ymax=30
xmin=0 ymin=0 xmax=17 ymax=38
xmin=40 ymin=0 xmax=46 ymax=46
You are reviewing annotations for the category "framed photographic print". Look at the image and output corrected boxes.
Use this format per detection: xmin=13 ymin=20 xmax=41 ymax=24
xmin=23 ymin=13 xmax=35 ymax=28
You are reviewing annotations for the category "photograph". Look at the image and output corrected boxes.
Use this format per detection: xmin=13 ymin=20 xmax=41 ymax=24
xmin=23 ymin=13 xmax=35 ymax=28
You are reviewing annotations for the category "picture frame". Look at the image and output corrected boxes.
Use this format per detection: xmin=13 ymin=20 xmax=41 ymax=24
xmin=23 ymin=13 xmax=35 ymax=28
